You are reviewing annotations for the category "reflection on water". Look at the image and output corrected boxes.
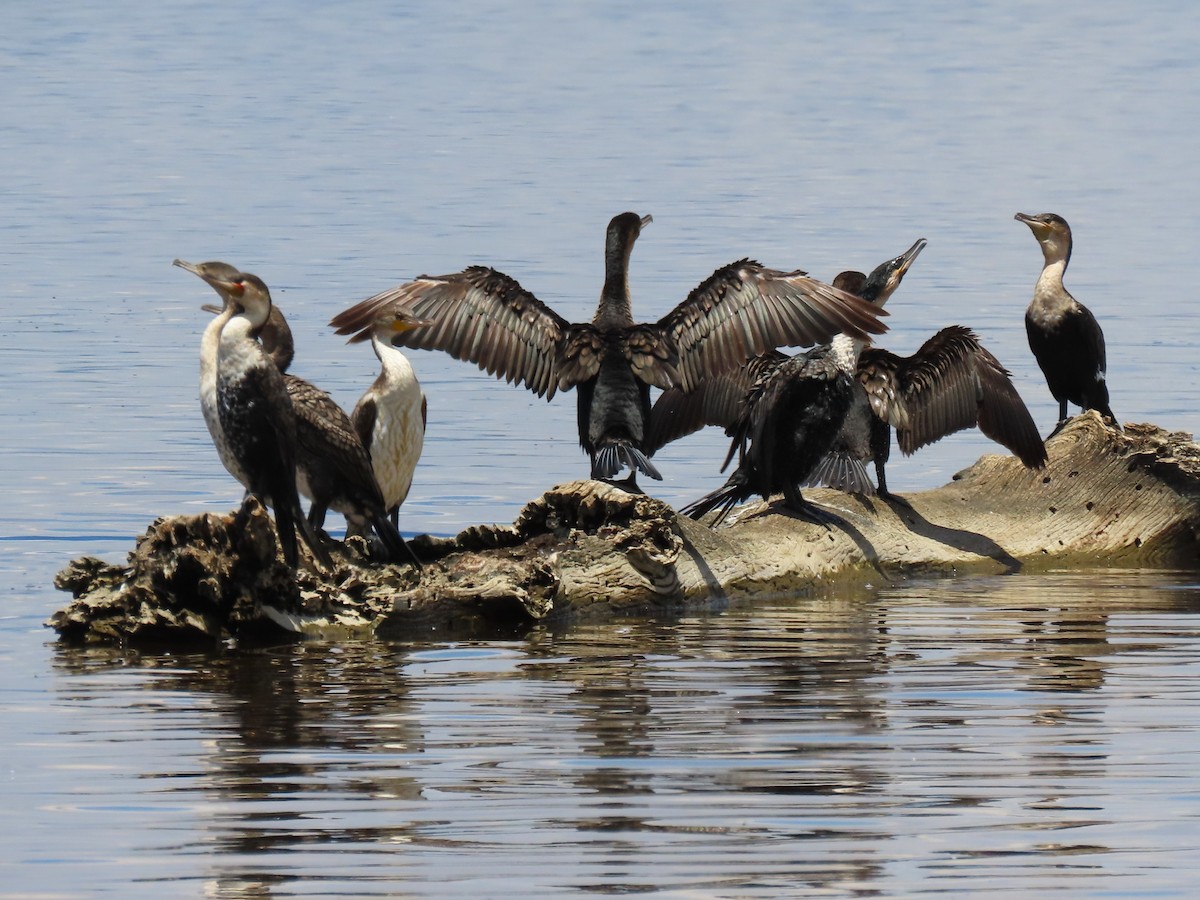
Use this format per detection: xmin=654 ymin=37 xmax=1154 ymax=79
xmin=38 ymin=571 xmax=1200 ymax=896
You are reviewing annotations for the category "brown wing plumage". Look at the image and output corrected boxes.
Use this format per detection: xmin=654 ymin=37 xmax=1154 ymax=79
xmin=972 ymin=344 xmax=1049 ymax=468
xmin=861 ymin=326 xmax=1047 ymax=467
xmin=284 ymin=374 xmax=379 ymax=488
xmin=623 ymin=324 xmax=681 ymax=391
xmin=351 ymin=392 xmax=379 ymax=454
xmin=646 ymin=349 xmax=787 ymax=455
xmin=330 ymin=267 xmax=584 ymax=400
xmin=656 ymin=259 xmax=888 ymax=392
xmin=890 ymin=327 xmax=985 ymax=452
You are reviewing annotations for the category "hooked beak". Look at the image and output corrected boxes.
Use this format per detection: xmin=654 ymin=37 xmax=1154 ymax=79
xmin=390 ymin=313 xmax=434 ymax=334
xmin=1014 ymin=212 xmax=1049 ymax=236
xmin=897 ymin=237 xmax=927 ymax=275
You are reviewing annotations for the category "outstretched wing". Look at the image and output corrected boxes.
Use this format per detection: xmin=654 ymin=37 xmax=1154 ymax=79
xmin=331 ymin=267 xmax=593 ymax=400
xmin=890 ymin=327 xmax=986 ymax=453
xmin=864 ymin=326 xmax=1047 ymax=468
xmin=646 ymin=350 xmax=787 ymax=455
xmin=972 ymin=343 xmax=1048 ymax=468
xmin=657 ymin=259 xmax=888 ymax=392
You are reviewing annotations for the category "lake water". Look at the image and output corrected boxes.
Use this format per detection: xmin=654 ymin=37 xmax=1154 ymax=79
xmin=4 ymin=1 xmax=1200 ymax=895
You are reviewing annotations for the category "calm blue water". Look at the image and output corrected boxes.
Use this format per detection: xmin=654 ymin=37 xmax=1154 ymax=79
xmin=4 ymin=2 xmax=1200 ymax=895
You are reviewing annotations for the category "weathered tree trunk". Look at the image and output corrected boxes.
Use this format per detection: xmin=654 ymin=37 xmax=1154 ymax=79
xmin=50 ymin=414 xmax=1200 ymax=645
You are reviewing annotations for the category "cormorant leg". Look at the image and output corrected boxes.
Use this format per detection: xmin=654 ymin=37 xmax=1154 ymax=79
xmin=783 ymin=482 xmax=836 ymax=529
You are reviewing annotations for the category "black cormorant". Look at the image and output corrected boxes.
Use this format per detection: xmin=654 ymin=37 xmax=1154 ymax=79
xmin=681 ymin=332 xmax=864 ymax=526
xmin=650 ymin=240 xmax=1046 ymax=500
xmin=329 ymin=212 xmax=887 ymax=486
xmin=1015 ymin=212 xmax=1118 ymax=435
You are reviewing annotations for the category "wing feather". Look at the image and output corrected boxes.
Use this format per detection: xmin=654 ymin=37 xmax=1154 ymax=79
xmin=658 ymin=259 xmax=888 ymax=391
xmin=645 ymin=350 xmax=787 ymax=454
xmin=331 ymin=267 xmax=575 ymax=400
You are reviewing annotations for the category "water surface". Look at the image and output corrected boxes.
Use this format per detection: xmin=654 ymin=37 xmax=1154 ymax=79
xmin=4 ymin=2 xmax=1200 ymax=895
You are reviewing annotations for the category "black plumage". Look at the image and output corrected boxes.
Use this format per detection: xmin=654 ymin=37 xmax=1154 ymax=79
xmin=653 ymin=239 xmax=1046 ymax=500
xmin=682 ymin=337 xmax=860 ymax=525
xmin=1015 ymin=212 xmax=1118 ymax=435
xmin=330 ymin=212 xmax=887 ymax=485
xmin=254 ymin=304 xmax=422 ymax=569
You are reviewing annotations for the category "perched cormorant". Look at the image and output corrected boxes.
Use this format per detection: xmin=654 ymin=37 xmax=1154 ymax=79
xmin=813 ymin=324 xmax=1048 ymax=497
xmin=329 ymin=212 xmax=888 ymax=486
xmin=344 ymin=310 xmax=430 ymax=532
xmin=204 ymin=268 xmax=332 ymax=569
xmin=190 ymin=274 xmax=421 ymax=568
xmin=681 ymin=332 xmax=864 ymax=526
xmin=646 ymin=240 xmax=926 ymax=461
xmin=1015 ymin=212 xmax=1118 ymax=435
xmin=650 ymin=240 xmax=1047 ymax=499
xmin=174 ymin=259 xmax=252 ymax=491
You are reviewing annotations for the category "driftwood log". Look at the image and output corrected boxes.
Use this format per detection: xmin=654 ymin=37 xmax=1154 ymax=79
xmin=50 ymin=413 xmax=1200 ymax=645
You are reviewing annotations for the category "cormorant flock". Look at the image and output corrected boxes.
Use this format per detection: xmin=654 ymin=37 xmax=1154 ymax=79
xmin=175 ymin=211 xmax=1117 ymax=570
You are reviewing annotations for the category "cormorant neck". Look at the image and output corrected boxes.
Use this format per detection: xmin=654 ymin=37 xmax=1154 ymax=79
xmin=371 ymin=330 xmax=416 ymax=377
xmin=201 ymin=302 xmax=239 ymax=374
xmin=1034 ymin=258 xmax=1067 ymax=300
xmin=595 ymin=231 xmax=637 ymax=327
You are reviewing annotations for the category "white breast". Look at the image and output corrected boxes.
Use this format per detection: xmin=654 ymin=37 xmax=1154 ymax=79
xmin=364 ymin=339 xmax=426 ymax=511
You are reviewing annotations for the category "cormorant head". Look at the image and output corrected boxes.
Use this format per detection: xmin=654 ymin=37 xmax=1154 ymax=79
xmin=1015 ymin=212 xmax=1072 ymax=266
xmin=606 ymin=211 xmax=652 ymax=258
xmin=858 ymin=237 xmax=927 ymax=306
xmin=205 ymin=271 xmax=274 ymax=328
xmin=832 ymin=270 xmax=867 ymax=297
xmin=173 ymin=259 xmax=243 ymax=307
xmin=379 ymin=308 xmax=434 ymax=346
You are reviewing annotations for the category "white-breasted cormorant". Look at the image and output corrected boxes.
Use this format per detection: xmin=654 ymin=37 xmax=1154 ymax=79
xmin=174 ymin=259 xmax=252 ymax=491
xmin=202 ymin=280 xmax=422 ymax=568
xmin=343 ymin=310 xmax=430 ymax=533
xmin=1015 ymin=212 xmax=1118 ymax=435
xmin=329 ymin=212 xmax=888 ymax=486
xmin=206 ymin=269 xmax=332 ymax=569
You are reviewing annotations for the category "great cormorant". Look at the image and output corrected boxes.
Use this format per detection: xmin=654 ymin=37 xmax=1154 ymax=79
xmin=329 ymin=212 xmax=887 ymax=486
xmin=1015 ymin=212 xmax=1118 ymax=435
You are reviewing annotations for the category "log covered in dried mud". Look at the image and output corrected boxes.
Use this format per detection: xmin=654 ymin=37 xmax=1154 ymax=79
xmin=49 ymin=413 xmax=1200 ymax=645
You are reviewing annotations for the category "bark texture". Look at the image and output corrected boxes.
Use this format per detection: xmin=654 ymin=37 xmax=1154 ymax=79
xmin=50 ymin=414 xmax=1200 ymax=645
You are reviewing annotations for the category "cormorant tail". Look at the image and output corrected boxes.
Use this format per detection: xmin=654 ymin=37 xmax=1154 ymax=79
xmin=593 ymin=440 xmax=663 ymax=481
xmin=681 ymin=469 xmax=754 ymax=526
xmin=804 ymin=451 xmax=875 ymax=495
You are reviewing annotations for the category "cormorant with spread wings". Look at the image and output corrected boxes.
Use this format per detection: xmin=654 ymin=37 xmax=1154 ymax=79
xmin=330 ymin=212 xmax=887 ymax=486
